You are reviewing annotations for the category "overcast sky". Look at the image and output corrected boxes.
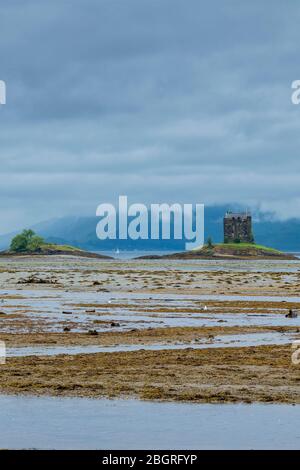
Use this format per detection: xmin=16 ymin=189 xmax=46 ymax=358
xmin=0 ymin=0 xmax=300 ymax=232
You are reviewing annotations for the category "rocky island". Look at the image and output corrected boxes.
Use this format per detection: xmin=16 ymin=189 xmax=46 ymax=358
xmin=0 ymin=229 xmax=112 ymax=259
xmin=138 ymin=211 xmax=297 ymax=260
xmin=138 ymin=243 xmax=297 ymax=260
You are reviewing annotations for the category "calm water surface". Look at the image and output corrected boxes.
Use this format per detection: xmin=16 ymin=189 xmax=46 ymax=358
xmin=0 ymin=395 xmax=299 ymax=449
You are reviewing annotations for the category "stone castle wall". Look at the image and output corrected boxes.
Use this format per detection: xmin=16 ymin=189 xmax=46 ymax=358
xmin=224 ymin=214 xmax=253 ymax=243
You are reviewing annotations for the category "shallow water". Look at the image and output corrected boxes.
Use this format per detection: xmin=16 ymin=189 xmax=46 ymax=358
xmin=0 ymin=395 xmax=299 ymax=449
xmin=1 ymin=288 xmax=299 ymax=333
xmin=1 ymin=265 xmax=298 ymax=338
xmin=6 ymin=332 xmax=297 ymax=357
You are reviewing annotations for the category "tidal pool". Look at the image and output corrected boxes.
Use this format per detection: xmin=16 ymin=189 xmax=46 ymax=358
xmin=0 ymin=395 xmax=299 ymax=449
xmin=1 ymin=289 xmax=299 ymax=334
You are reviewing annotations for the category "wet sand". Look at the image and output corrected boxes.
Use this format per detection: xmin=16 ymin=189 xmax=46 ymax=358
xmin=1 ymin=325 xmax=299 ymax=347
xmin=1 ymin=344 xmax=299 ymax=403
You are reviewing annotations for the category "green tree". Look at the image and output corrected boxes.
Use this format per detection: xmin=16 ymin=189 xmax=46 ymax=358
xmin=10 ymin=230 xmax=45 ymax=252
xmin=27 ymin=235 xmax=45 ymax=252
xmin=207 ymin=236 xmax=214 ymax=248
xmin=10 ymin=234 xmax=26 ymax=252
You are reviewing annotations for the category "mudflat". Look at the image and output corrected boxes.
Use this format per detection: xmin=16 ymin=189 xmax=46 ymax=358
xmin=0 ymin=255 xmax=299 ymax=403
xmin=1 ymin=344 xmax=299 ymax=403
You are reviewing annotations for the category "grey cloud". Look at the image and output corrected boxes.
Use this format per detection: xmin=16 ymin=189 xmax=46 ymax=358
xmin=0 ymin=0 xmax=300 ymax=232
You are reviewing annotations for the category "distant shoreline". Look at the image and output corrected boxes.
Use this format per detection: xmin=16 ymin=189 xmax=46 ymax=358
xmin=0 ymin=249 xmax=113 ymax=260
xmin=135 ymin=244 xmax=298 ymax=261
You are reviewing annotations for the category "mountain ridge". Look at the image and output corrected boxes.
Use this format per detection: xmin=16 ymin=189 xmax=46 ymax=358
xmin=0 ymin=206 xmax=299 ymax=252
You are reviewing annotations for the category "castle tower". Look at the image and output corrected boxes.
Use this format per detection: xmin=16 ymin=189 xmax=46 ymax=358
xmin=224 ymin=211 xmax=254 ymax=243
